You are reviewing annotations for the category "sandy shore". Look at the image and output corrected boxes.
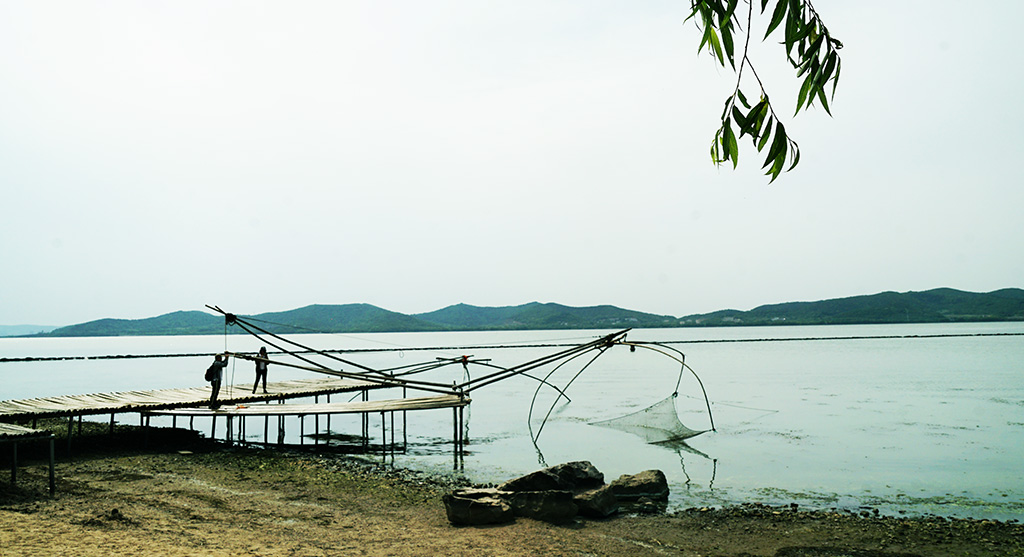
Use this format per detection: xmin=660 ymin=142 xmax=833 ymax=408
xmin=2 ymin=424 xmax=1021 ymax=556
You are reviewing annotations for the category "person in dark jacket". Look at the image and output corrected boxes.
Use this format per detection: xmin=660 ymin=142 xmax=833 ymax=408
xmin=208 ymin=353 xmax=229 ymax=409
xmin=252 ymin=346 xmax=269 ymax=394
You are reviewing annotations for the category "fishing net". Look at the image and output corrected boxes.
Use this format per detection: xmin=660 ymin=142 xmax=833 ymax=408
xmin=590 ymin=394 xmax=708 ymax=444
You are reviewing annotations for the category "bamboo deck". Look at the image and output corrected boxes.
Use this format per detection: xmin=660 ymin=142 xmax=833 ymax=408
xmin=0 ymin=423 xmax=50 ymax=440
xmin=144 ymin=394 xmax=469 ymax=418
xmin=1 ymin=379 xmax=470 ymax=461
xmin=0 ymin=377 xmax=380 ymax=421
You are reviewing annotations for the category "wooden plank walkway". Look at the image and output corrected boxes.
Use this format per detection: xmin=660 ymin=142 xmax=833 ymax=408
xmin=0 ymin=423 xmax=52 ymax=439
xmin=0 ymin=377 xmax=380 ymax=420
xmin=144 ymin=394 xmax=469 ymax=417
xmin=0 ymin=380 xmax=470 ymax=459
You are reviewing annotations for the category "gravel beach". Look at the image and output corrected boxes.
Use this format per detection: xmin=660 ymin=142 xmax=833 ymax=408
xmin=2 ymin=424 xmax=1021 ymax=556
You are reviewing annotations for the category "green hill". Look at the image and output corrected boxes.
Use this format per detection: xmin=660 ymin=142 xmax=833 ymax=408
xmin=252 ymin=304 xmax=444 ymax=334
xmin=415 ymin=302 xmax=678 ymax=330
xmin=29 ymin=287 xmax=1024 ymax=337
xmin=678 ymin=288 xmax=1024 ymax=326
xmin=45 ymin=311 xmax=223 ymax=337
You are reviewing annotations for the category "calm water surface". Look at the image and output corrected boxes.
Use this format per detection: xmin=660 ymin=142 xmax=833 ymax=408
xmin=2 ymin=323 xmax=1022 ymax=520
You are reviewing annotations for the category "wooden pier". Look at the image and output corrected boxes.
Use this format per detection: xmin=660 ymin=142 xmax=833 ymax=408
xmin=0 ymin=423 xmax=55 ymax=495
xmin=1 ymin=377 xmax=471 ymax=472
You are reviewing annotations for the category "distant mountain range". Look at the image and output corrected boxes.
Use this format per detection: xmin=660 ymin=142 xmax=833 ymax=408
xmin=12 ymin=288 xmax=1024 ymax=338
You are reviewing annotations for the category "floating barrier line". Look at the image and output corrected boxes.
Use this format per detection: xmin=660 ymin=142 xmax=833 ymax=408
xmin=3 ymin=331 xmax=1020 ymax=363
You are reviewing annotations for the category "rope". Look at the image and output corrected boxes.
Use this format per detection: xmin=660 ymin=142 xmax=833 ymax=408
xmin=211 ymin=307 xmax=475 ymax=395
xmin=528 ymin=346 xmax=609 ymax=444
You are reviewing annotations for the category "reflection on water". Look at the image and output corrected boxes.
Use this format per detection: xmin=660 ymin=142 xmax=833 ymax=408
xmin=655 ymin=438 xmax=716 ymax=491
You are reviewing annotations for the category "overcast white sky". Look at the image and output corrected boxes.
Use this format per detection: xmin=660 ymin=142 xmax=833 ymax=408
xmin=2 ymin=1 xmax=1022 ymax=326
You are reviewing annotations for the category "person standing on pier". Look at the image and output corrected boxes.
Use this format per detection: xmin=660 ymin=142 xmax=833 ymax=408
xmin=206 ymin=353 xmax=229 ymax=409
xmin=252 ymin=346 xmax=269 ymax=394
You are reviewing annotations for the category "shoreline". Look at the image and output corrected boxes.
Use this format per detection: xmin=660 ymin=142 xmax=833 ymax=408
xmin=2 ymin=425 xmax=1022 ymax=556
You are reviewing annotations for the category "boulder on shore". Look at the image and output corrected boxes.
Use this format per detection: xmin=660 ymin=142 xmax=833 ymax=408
xmin=504 ymin=490 xmax=578 ymax=524
xmin=442 ymin=489 xmax=514 ymax=526
xmin=574 ymin=484 xmax=620 ymax=518
xmin=608 ymin=469 xmax=669 ymax=501
xmin=497 ymin=469 xmax=562 ymax=492
xmin=498 ymin=460 xmax=604 ymax=492
xmin=546 ymin=461 xmax=605 ymax=491
xmin=444 ymin=463 xmax=670 ymax=526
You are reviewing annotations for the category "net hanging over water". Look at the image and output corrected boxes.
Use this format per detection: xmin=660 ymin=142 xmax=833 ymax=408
xmin=590 ymin=394 xmax=708 ymax=444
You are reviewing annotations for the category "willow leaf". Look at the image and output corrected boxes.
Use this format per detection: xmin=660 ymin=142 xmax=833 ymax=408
xmin=722 ymin=25 xmax=736 ymax=68
xmin=725 ymin=121 xmax=739 ymax=168
xmin=732 ymin=106 xmax=748 ymax=132
xmin=796 ymin=71 xmax=814 ymax=115
xmin=816 ymin=85 xmax=832 ymax=115
xmin=787 ymin=142 xmax=801 ymax=171
xmin=765 ymin=0 xmax=788 ymax=39
xmin=757 ymin=116 xmax=774 ymax=151
xmin=763 ymin=122 xmax=787 ymax=169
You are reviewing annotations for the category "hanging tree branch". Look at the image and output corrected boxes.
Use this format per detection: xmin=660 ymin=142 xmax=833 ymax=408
xmin=687 ymin=0 xmax=842 ymax=182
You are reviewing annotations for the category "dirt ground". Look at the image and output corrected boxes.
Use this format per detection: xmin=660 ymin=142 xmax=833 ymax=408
xmin=2 ymin=426 xmax=1021 ymax=557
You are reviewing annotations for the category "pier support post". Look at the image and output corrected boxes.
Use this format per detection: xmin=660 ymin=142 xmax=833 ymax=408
xmin=48 ymin=436 xmax=55 ymax=495
xmin=361 ymin=389 xmax=369 ymax=447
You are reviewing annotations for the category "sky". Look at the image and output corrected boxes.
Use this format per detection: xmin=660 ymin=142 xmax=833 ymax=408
xmin=2 ymin=1 xmax=1023 ymax=327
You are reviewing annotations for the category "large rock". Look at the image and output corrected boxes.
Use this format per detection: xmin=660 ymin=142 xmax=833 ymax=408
xmin=574 ymin=484 xmax=619 ymax=518
xmin=608 ymin=469 xmax=669 ymax=501
xmin=498 ymin=461 xmax=604 ymax=492
xmin=442 ymin=488 xmax=515 ymax=526
xmin=547 ymin=461 xmax=605 ymax=491
xmin=504 ymin=490 xmax=578 ymax=524
xmin=497 ymin=469 xmax=563 ymax=492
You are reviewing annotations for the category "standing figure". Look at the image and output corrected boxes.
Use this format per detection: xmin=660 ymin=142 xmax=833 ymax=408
xmin=252 ymin=346 xmax=269 ymax=394
xmin=207 ymin=353 xmax=229 ymax=409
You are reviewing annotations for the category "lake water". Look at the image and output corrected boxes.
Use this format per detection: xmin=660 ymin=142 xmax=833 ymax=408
xmin=2 ymin=323 xmax=1022 ymax=520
